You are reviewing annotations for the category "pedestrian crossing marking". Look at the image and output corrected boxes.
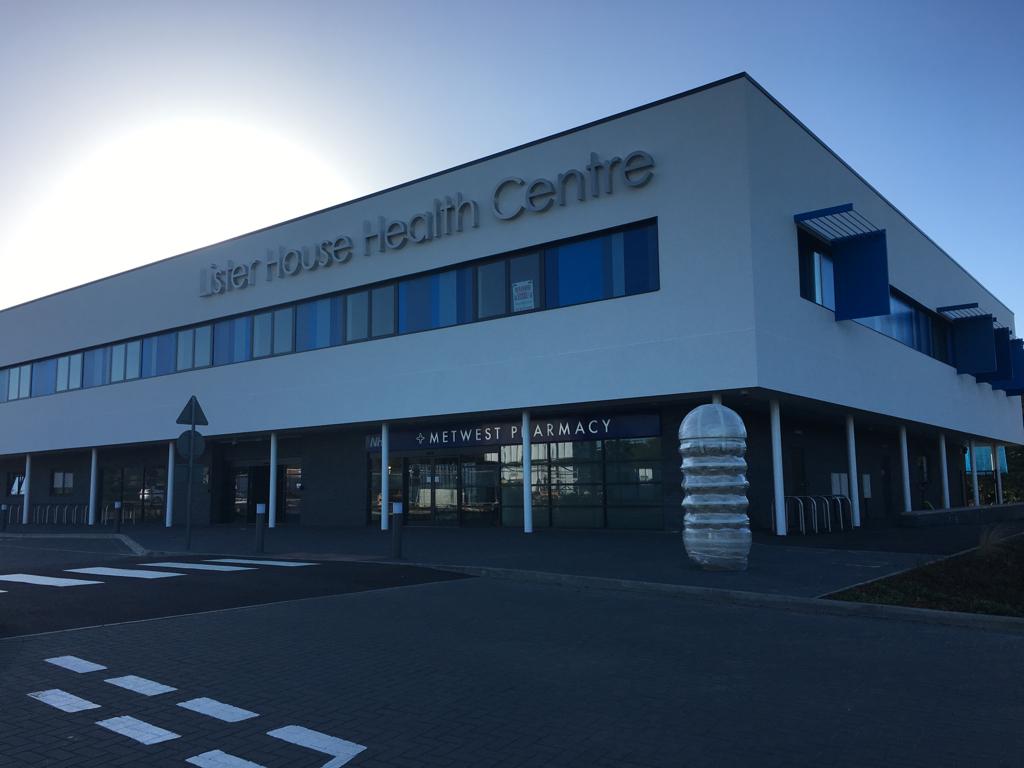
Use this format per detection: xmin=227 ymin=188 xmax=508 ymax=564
xmin=142 ymin=562 xmax=255 ymax=572
xmin=267 ymin=724 xmax=366 ymax=766
xmin=178 ymin=697 xmax=258 ymax=722
xmin=207 ymin=558 xmax=317 ymax=567
xmin=46 ymin=655 xmax=107 ymax=673
xmin=28 ymin=689 xmax=100 ymax=713
xmin=96 ymin=715 xmax=180 ymax=744
xmin=66 ymin=566 xmax=185 ymax=579
xmin=0 ymin=573 xmax=103 ymax=587
xmin=105 ymin=675 xmax=177 ymax=696
xmin=186 ymin=750 xmax=266 ymax=768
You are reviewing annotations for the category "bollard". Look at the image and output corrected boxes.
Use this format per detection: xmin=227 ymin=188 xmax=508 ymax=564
xmin=390 ymin=502 xmax=404 ymax=560
xmin=114 ymin=501 xmax=123 ymax=534
xmin=255 ymin=503 xmax=266 ymax=554
xmin=679 ymin=404 xmax=752 ymax=571
xmin=1 ymin=504 xmax=6 ymax=532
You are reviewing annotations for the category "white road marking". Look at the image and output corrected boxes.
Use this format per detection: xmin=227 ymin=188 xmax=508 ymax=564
xmin=96 ymin=715 xmax=179 ymax=745
xmin=104 ymin=675 xmax=177 ymax=696
xmin=178 ymin=697 xmax=258 ymax=722
xmin=267 ymin=725 xmax=366 ymax=767
xmin=142 ymin=562 xmax=255 ymax=572
xmin=186 ymin=750 xmax=266 ymax=768
xmin=0 ymin=573 xmax=103 ymax=587
xmin=207 ymin=558 xmax=317 ymax=567
xmin=45 ymin=655 xmax=107 ymax=673
xmin=28 ymin=689 xmax=100 ymax=712
xmin=66 ymin=567 xmax=185 ymax=579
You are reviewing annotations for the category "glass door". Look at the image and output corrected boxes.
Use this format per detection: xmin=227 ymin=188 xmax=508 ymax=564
xmin=406 ymin=460 xmax=433 ymax=523
xmin=434 ymin=458 xmax=459 ymax=525
xmin=460 ymin=451 xmax=500 ymax=526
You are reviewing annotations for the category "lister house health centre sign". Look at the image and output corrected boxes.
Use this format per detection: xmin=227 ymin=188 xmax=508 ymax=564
xmin=199 ymin=150 xmax=655 ymax=297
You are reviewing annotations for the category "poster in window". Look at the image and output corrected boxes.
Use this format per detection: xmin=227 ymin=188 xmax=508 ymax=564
xmin=512 ymin=280 xmax=535 ymax=312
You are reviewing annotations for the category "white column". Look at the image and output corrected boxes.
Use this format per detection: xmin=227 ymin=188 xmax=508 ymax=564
xmin=970 ymin=440 xmax=980 ymax=506
xmin=22 ymin=454 xmax=31 ymax=524
xmin=268 ymin=431 xmax=278 ymax=529
xmin=88 ymin=448 xmax=99 ymax=526
xmin=380 ymin=423 xmax=389 ymax=531
xmin=165 ymin=441 xmax=175 ymax=527
xmin=522 ymin=410 xmax=533 ymax=534
xmin=898 ymin=426 xmax=912 ymax=513
xmin=993 ymin=443 xmax=1003 ymax=504
xmin=711 ymin=393 xmax=722 ymax=405
xmin=769 ymin=399 xmax=786 ymax=535
xmin=845 ymin=415 xmax=861 ymax=527
xmin=938 ymin=433 xmax=950 ymax=509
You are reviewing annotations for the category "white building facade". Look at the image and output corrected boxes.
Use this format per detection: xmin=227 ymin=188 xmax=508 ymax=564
xmin=1 ymin=74 xmax=1020 ymax=533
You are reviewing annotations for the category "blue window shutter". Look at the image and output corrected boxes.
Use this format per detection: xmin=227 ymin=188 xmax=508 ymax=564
xmin=952 ymin=315 xmax=997 ymax=375
xmin=991 ymin=338 xmax=1024 ymax=392
xmin=832 ymin=230 xmax=890 ymax=321
xmin=976 ymin=327 xmax=1012 ymax=383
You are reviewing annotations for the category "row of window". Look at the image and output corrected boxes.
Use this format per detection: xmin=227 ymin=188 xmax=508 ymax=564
xmin=798 ymin=232 xmax=951 ymax=363
xmin=6 ymin=471 xmax=74 ymax=497
xmin=0 ymin=220 xmax=659 ymax=403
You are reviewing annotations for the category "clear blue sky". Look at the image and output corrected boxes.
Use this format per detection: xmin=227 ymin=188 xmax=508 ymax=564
xmin=1 ymin=0 xmax=1021 ymax=318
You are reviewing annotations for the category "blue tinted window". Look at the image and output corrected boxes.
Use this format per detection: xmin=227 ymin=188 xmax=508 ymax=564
xmin=273 ymin=308 xmax=294 ymax=354
xmin=125 ymin=340 xmax=141 ymax=379
xmin=477 ymin=261 xmax=507 ymax=319
xmin=68 ymin=353 xmax=82 ymax=390
xmin=371 ymin=285 xmax=395 ymax=337
xmin=398 ymin=268 xmax=473 ymax=333
xmin=142 ymin=333 xmax=177 ymax=377
xmin=31 ymin=359 xmax=57 ymax=397
xmin=546 ymin=236 xmax=608 ymax=308
xmin=194 ymin=326 xmax=212 ymax=367
xmin=0 ymin=369 xmax=7 ymax=403
xmin=346 ymin=292 xmax=369 ymax=342
xmin=253 ymin=312 xmax=273 ymax=358
xmin=622 ymin=223 xmax=659 ymax=295
xmin=214 ymin=317 xmax=252 ymax=365
xmin=509 ymin=254 xmax=541 ymax=313
xmin=296 ymin=298 xmax=340 ymax=351
xmin=83 ymin=347 xmax=110 ymax=388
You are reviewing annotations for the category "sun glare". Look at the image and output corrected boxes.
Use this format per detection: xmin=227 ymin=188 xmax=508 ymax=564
xmin=2 ymin=118 xmax=350 ymax=309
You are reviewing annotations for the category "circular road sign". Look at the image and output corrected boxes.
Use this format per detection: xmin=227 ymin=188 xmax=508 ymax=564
xmin=176 ymin=429 xmax=206 ymax=461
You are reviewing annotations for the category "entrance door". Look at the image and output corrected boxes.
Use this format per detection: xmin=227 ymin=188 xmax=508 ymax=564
xmin=460 ymin=453 xmax=500 ymax=526
xmin=226 ymin=465 xmax=270 ymax=524
xmin=403 ymin=457 xmax=460 ymax=525
xmin=406 ymin=460 xmax=433 ymax=523
xmin=434 ymin=458 xmax=459 ymax=524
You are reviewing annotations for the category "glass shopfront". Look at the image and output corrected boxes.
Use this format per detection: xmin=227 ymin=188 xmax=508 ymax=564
xmin=368 ymin=414 xmax=664 ymax=529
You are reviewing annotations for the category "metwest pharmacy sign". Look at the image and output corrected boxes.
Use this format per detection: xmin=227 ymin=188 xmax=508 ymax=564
xmin=366 ymin=414 xmax=660 ymax=452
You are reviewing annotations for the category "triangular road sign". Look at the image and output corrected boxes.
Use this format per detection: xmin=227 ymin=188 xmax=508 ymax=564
xmin=175 ymin=395 xmax=209 ymax=426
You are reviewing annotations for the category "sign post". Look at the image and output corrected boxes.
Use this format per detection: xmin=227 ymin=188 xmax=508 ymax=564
xmin=390 ymin=502 xmax=404 ymax=560
xmin=255 ymin=503 xmax=266 ymax=554
xmin=176 ymin=395 xmax=209 ymax=551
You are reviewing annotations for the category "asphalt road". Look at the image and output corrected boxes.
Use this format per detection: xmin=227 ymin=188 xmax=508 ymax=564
xmin=0 ymin=539 xmax=466 ymax=638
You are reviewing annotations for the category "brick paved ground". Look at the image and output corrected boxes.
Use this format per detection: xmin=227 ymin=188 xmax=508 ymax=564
xmin=2 ymin=574 xmax=1021 ymax=767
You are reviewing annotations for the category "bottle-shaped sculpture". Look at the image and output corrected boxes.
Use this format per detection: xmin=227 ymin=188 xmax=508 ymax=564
xmin=679 ymin=404 xmax=751 ymax=570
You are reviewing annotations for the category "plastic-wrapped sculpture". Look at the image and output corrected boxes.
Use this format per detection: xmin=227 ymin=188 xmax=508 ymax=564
xmin=679 ymin=404 xmax=751 ymax=570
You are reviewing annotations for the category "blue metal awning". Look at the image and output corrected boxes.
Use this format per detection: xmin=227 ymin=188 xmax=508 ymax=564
xmin=794 ymin=204 xmax=890 ymax=321
xmin=794 ymin=204 xmax=879 ymax=242
xmin=937 ymin=302 xmax=1006 ymax=329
